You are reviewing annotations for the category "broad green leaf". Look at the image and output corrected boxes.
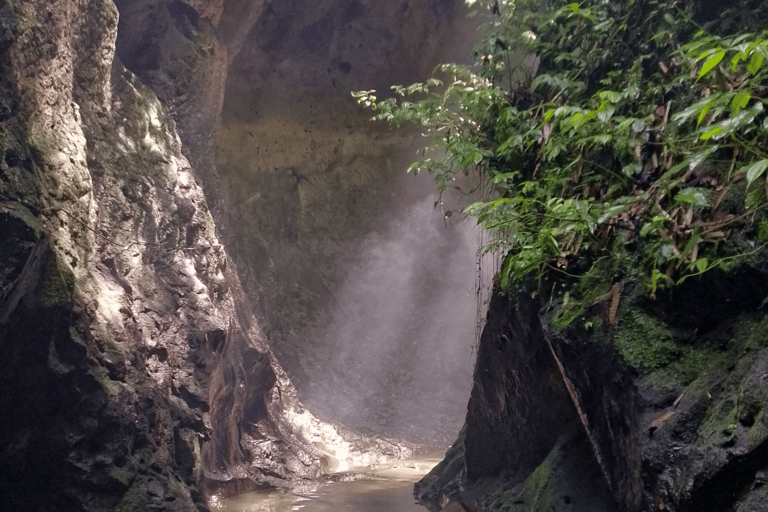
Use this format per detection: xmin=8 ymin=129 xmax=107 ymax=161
xmin=729 ymin=34 xmax=753 ymax=46
xmin=615 ymin=117 xmax=636 ymax=132
xmin=697 ymin=99 xmax=713 ymax=126
xmin=745 ymin=40 xmax=767 ymax=56
xmin=592 ymin=134 xmax=612 ymax=145
xmin=673 ymin=97 xmax=717 ymax=126
xmin=491 ymin=172 xmax=518 ymax=187
xmin=640 ymin=222 xmax=654 ymax=237
xmin=700 ymin=126 xmax=723 ymax=140
xmin=640 ymin=215 xmax=668 ymax=237
xmin=664 ymin=159 xmax=690 ymax=177
xmin=682 ymin=34 xmax=712 ymax=55
xmin=597 ymin=104 xmax=616 ymax=123
xmin=748 ymin=52 xmax=764 ymax=75
xmin=742 ymin=159 xmax=768 ymax=187
xmin=406 ymin=83 xmax=424 ymax=94
xmin=695 ymin=47 xmax=719 ymax=62
xmin=731 ymin=51 xmax=746 ymax=71
xmin=547 ymin=235 xmax=560 ymax=254
xmin=621 ymin=161 xmax=642 ymax=177
xmin=675 ymin=188 xmax=711 ymax=207
xmin=407 ymin=161 xmax=425 ymax=174
xmin=659 ymin=243 xmax=675 ymax=261
xmin=500 ymin=252 xmax=513 ymax=291
xmin=730 ymin=91 xmax=751 ymax=116
xmin=708 ymin=103 xmax=763 ymax=140
xmin=695 ymin=258 xmax=709 ymax=273
xmin=698 ymin=49 xmax=725 ymax=80
xmin=688 ymin=145 xmax=719 ymax=171
xmin=682 ymin=229 xmax=701 ymax=257
xmin=597 ymin=202 xmax=631 ymax=224
xmin=572 ymin=111 xmax=596 ymax=129
xmin=650 ymin=268 xmax=673 ymax=296
xmin=593 ymin=19 xmax=612 ymax=32
xmin=597 ymin=90 xmax=622 ymax=103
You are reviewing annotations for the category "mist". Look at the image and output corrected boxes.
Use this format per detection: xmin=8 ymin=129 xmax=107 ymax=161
xmin=297 ymin=177 xmax=481 ymax=446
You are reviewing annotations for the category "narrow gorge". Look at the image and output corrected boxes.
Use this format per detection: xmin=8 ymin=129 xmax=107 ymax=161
xmin=1 ymin=0 xmax=479 ymax=509
xmin=1 ymin=0 xmax=768 ymax=512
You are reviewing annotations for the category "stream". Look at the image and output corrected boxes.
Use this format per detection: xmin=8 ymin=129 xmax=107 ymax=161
xmin=210 ymin=457 xmax=439 ymax=512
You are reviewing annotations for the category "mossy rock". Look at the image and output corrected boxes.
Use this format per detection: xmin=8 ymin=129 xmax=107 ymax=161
xmin=463 ymin=426 xmax=616 ymax=512
xmin=613 ymin=309 xmax=681 ymax=373
xmin=39 ymin=250 xmax=75 ymax=307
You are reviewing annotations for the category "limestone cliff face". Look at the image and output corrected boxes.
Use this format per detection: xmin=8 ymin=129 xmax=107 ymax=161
xmin=0 ymin=0 xmax=476 ymax=509
xmin=0 ymin=0 xmax=358 ymax=509
xmin=92 ymin=1 xmax=478 ymax=434
xmin=216 ymin=0 xmax=478 ymax=440
xmin=0 ymin=1 xmax=219 ymax=508
xmin=416 ymin=269 xmax=768 ymax=512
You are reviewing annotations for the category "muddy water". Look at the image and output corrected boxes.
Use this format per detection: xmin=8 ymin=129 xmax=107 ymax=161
xmin=211 ymin=458 xmax=439 ymax=512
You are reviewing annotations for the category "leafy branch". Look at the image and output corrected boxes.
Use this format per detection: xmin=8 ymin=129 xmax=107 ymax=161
xmin=354 ymin=0 xmax=768 ymax=305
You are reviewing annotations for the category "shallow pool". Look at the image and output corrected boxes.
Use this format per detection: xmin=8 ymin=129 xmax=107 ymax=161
xmin=211 ymin=458 xmax=439 ymax=512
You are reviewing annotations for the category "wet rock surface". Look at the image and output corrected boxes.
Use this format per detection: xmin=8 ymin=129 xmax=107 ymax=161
xmin=415 ymin=290 xmax=618 ymax=512
xmin=215 ymin=0 xmax=479 ymax=445
xmin=113 ymin=0 xmax=231 ymax=226
xmin=631 ymin=270 xmax=768 ymax=512
xmin=0 ymin=1 xmax=214 ymax=508
xmin=0 ymin=0 xmax=412 ymax=509
xmin=108 ymin=0 xmax=479 ymax=447
xmin=462 ymin=291 xmax=579 ymax=483
xmin=418 ymin=265 xmax=768 ymax=512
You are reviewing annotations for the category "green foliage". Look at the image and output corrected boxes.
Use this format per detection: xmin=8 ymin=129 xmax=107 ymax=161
xmin=354 ymin=0 xmax=768 ymax=297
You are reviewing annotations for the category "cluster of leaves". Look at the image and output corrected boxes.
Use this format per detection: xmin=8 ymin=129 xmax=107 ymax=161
xmin=354 ymin=0 xmax=768 ymax=301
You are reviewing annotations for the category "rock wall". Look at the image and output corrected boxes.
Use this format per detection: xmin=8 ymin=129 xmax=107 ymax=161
xmin=0 ymin=1 xmax=221 ymax=508
xmin=217 ymin=0 xmax=479 ymax=443
xmin=101 ymin=0 xmax=479 ymax=445
xmin=0 ymin=0 xmax=479 ymax=509
xmin=417 ymin=267 xmax=768 ymax=512
xmin=0 ymin=0 xmax=392 ymax=509
xmin=415 ymin=290 xmax=619 ymax=512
